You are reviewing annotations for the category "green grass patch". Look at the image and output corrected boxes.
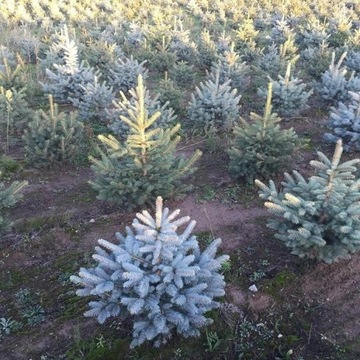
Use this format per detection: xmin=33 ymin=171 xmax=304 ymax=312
xmin=263 ymin=270 xmax=297 ymax=299
xmin=14 ymin=211 xmax=73 ymax=234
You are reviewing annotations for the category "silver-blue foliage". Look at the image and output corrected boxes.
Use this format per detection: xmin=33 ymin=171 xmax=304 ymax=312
xmin=69 ymin=76 xmax=115 ymax=124
xmin=256 ymin=140 xmax=360 ymax=264
xmin=71 ymin=197 xmax=229 ymax=348
xmin=107 ymin=55 xmax=148 ymax=94
xmin=187 ymin=71 xmax=241 ymax=130
xmin=257 ymin=63 xmax=313 ymax=117
xmin=318 ymin=52 xmax=360 ymax=105
xmin=324 ymin=91 xmax=360 ymax=151
xmin=209 ymin=43 xmax=250 ymax=91
xmin=41 ymin=26 xmax=98 ymax=103
xmin=345 ymin=50 xmax=360 ymax=74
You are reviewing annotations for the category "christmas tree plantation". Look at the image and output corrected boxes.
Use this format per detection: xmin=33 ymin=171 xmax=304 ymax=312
xmin=71 ymin=196 xmax=229 ymax=348
xmin=256 ymin=140 xmax=360 ymax=263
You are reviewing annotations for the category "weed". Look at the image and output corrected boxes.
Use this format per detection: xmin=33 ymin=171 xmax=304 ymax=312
xmin=57 ymin=271 xmax=72 ymax=286
xmin=0 ymin=269 xmax=24 ymax=290
xmin=15 ymin=288 xmax=33 ymax=307
xmin=66 ymin=327 xmax=131 ymax=360
xmin=222 ymin=184 xmax=242 ymax=204
xmin=264 ymin=270 xmax=297 ymax=299
xmin=0 ymin=317 xmax=23 ymax=335
xmin=0 ymin=154 xmax=21 ymax=178
xmin=234 ymin=318 xmax=274 ymax=357
xmin=260 ymin=259 xmax=270 ymax=267
xmin=13 ymin=288 xmax=47 ymax=326
xmin=14 ymin=211 xmax=73 ymax=234
xmin=196 ymin=231 xmax=215 ymax=246
xmin=204 ymin=329 xmax=222 ymax=352
xmin=203 ymin=125 xmax=226 ymax=155
xmin=249 ymin=270 xmax=266 ymax=282
xmin=172 ymin=348 xmax=184 ymax=359
xmin=22 ymin=304 xmax=46 ymax=325
xmin=221 ymin=259 xmax=232 ymax=273
xmin=303 ymin=301 xmax=324 ymax=314
xmin=196 ymin=185 xmax=217 ymax=202
xmin=243 ymin=245 xmax=255 ymax=255
xmin=275 ymin=347 xmax=293 ymax=359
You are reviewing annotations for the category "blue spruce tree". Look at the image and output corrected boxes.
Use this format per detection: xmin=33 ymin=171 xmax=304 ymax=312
xmin=255 ymin=140 xmax=360 ymax=263
xmin=71 ymin=197 xmax=229 ymax=348
xmin=324 ymin=91 xmax=360 ymax=151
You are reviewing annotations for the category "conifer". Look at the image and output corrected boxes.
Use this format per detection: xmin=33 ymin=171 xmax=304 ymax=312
xmin=0 ymin=57 xmax=27 ymax=91
xmin=345 ymin=49 xmax=360 ymax=74
xmin=256 ymin=140 xmax=360 ymax=263
xmin=196 ymin=30 xmax=218 ymax=70
xmin=169 ymin=61 xmax=195 ymax=88
xmin=71 ymin=196 xmax=229 ymax=348
xmin=300 ymin=41 xmax=332 ymax=80
xmin=257 ymin=37 xmax=299 ymax=79
xmin=83 ymin=40 xmax=123 ymax=79
xmin=228 ymin=83 xmax=299 ymax=183
xmin=23 ymin=95 xmax=84 ymax=167
xmin=41 ymin=25 xmax=98 ymax=103
xmin=318 ymin=52 xmax=360 ymax=105
xmin=324 ymin=91 xmax=360 ymax=151
xmin=90 ymin=75 xmax=201 ymax=210
xmin=0 ymin=86 xmax=34 ymax=137
xmin=107 ymin=76 xmax=176 ymax=139
xmin=69 ymin=76 xmax=115 ymax=124
xmin=169 ymin=20 xmax=198 ymax=64
xmin=258 ymin=63 xmax=313 ymax=117
xmin=157 ymin=74 xmax=183 ymax=115
xmin=298 ymin=18 xmax=330 ymax=48
xmin=107 ymin=55 xmax=148 ymax=94
xmin=209 ymin=43 xmax=250 ymax=91
xmin=187 ymin=72 xmax=241 ymax=130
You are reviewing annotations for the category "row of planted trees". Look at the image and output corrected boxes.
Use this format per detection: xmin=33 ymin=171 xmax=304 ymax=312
xmin=3 ymin=22 xmax=360 ymax=161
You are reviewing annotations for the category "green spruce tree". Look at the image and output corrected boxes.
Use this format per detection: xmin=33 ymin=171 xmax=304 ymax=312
xmin=209 ymin=42 xmax=250 ymax=91
xmin=228 ymin=83 xmax=299 ymax=183
xmin=255 ymin=140 xmax=360 ymax=263
xmin=0 ymin=86 xmax=34 ymax=139
xmin=107 ymin=76 xmax=176 ymax=139
xmin=0 ymin=57 xmax=27 ymax=91
xmin=23 ymin=95 xmax=84 ymax=167
xmin=90 ymin=75 xmax=202 ymax=210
